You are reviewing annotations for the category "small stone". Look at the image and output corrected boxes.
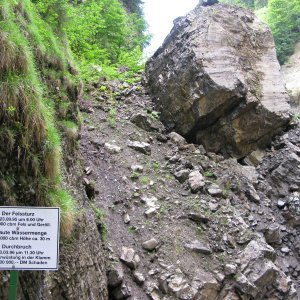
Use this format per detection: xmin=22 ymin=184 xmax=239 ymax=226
xmin=207 ymin=184 xmax=223 ymax=197
xmin=84 ymin=166 xmax=92 ymax=175
xmin=264 ymin=224 xmax=281 ymax=245
xmin=224 ymin=264 xmax=237 ymax=276
xmin=124 ymin=213 xmax=130 ymax=224
xmin=149 ymin=290 xmax=160 ymax=300
xmin=142 ymin=238 xmax=159 ymax=251
xmin=145 ymin=207 xmax=158 ymax=217
xmin=277 ymin=199 xmax=287 ymax=209
xmin=120 ymin=247 xmax=140 ymax=269
xmin=127 ymin=141 xmax=151 ymax=155
xmin=185 ymin=240 xmax=212 ymax=254
xmin=104 ymin=143 xmax=122 ymax=154
xmin=156 ymin=133 xmax=168 ymax=143
xmin=112 ymin=283 xmax=131 ymax=300
xmin=108 ymin=265 xmax=124 ymax=288
xmin=168 ymin=132 xmax=186 ymax=146
xmin=130 ymin=113 xmax=152 ymax=131
xmin=188 ymin=213 xmax=210 ymax=224
xmin=133 ymin=271 xmax=145 ymax=285
xmin=169 ymin=154 xmax=180 ymax=163
xmin=281 ymin=247 xmax=290 ymax=254
xmin=189 ymin=171 xmax=205 ymax=193
xmin=174 ymin=169 xmax=190 ymax=183
xmin=130 ymin=165 xmax=144 ymax=172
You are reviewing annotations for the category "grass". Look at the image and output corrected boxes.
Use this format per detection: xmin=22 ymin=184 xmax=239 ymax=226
xmin=108 ymin=107 xmax=117 ymax=128
xmin=0 ymin=0 xmax=79 ymax=237
xmin=48 ymin=188 xmax=76 ymax=237
xmin=91 ymin=203 xmax=107 ymax=240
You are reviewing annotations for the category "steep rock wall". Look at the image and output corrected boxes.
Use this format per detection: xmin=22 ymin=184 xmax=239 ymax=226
xmin=145 ymin=2 xmax=291 ymax=157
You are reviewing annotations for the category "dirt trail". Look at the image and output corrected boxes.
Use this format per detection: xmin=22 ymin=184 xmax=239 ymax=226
xmin=79 ymin=78 xmax=300 ymax=300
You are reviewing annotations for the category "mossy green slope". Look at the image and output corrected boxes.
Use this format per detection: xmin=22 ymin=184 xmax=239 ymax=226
xmin=0 ymin=0 xmax=80 ymax=236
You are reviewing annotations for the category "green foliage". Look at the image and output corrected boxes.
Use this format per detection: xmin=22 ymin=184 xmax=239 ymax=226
xmin=66 ymin=0 xmax=149 ymax=80
xmin=0 ymin=0 xmax=79 ymax=236
xmin=266 ymin=0 xmax=300 ymax=64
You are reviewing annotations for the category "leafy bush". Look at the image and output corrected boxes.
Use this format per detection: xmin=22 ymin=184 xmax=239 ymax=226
xmin=266 ymin=0 xmax=300 ymax=64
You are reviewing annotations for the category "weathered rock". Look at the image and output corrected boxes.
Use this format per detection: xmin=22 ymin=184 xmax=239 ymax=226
xmin=237 ymin=239 xmax=280 ymax=298
xmin=123 ymin=213 xmax=131 ymax=224
xmin=188 ymin=213 xmax=210 ymax=224
xmin=142 ymin=238 xmax=159 ymax=251
xmin=130 ymin=113 xmax=153 ymax=131
xmin=141 ymin=195 xmax=160 ymax=218
xmin=174 ymin=169 xmax=190 ymax=183
xmin=191 ymin=270 xmax=220 ymax=299
xmin=127 ymin=141 xmax=151 ymax=155
xmin=168 ymin=132 xmax=187 ymax=147
xmin=112 ymin=283 xmax=131 ymax=300
xmin=104 ymin=143 xmax=122 ymax=154
xmin=167 ymin=275 xmax=189 ymax=296
xmin=188 ymin=170 xmax=205 ymax=193
xmin=207 ymin=184 xmax=223 ymax=197
xmin=130 ymin=164 xmax=144 ymax=172
xmin=185 ymin=240 xmax=212 ymax=254
xmin=264 ymin=224 xmax=281 ymax=245
xmin=108 ymin=265 xmax=124 ymax=288
xmin=120 ymin=247 xmax=140 ymax=269
xmin=224 ymin=264 xmax=237 ymax=276
xmin=133 ymin=271 xmax=145 ymax=286
xmin=145 ymin=3 xmax=291 ymax=157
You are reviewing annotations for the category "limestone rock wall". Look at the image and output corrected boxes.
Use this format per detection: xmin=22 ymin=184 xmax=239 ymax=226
xmin=145 ymin=3 xmax=291 ymax=157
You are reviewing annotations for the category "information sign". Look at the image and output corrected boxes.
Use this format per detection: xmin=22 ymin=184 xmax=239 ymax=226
xmin=0 ymin=207 xmax=60 ymax=270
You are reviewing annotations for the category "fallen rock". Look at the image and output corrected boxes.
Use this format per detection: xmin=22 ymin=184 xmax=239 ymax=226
xmin=123 ymin=213 xmax=130 ymax=224
xmin=133 ymin=271 xmax=145 ymax=286
xmin=207 ymin=184 xmax=223 ymax=197
xmin=224 ymin=264 xmax=237 ymax=276
xmin=264 ymin=224 xmax=281 ymax=245
xmin=168 ymin=132 xmax=187 ymax=147
xmin=188 ymin=213 xmax=210 ymax=224
xmin=104 ymin=143 xmax=122 ymax=154
xmin=185 ymin=240 xmax=212 ymax=254
xmin=120 ymin=247 xmax=140 ymax=269
xmin=142 ymin=238 xmax=159 ymax=251
xmin=130 ymin=164 xmax=144 ymax=172
xmin=192 ymin=270 xmax=220 ymax=299
xmin=188 ymin=170 xmax=205 ymax=193
xmin=130 ymin=113 xmax=153 ymax=131
xmin=108 ymin=265 xmax=124 ymax=288
xmin=127 ymin=141 xmax=151 ymax=155
xmin=112 ymin=283 xmax=131 ymax=300
xmin=174 ymin=169 xmax=190 ymax=183
xmin=145 ymin=3 xmax=291 ymax=157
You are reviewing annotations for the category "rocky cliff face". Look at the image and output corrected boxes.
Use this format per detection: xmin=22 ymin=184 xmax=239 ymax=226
xmin=145 ymin=2 xmax=291 ymax=158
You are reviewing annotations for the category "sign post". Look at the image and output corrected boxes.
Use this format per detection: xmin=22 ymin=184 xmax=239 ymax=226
xmin=0 ymin=207 xmax=60 ymax=299
xmin=8 ymin=270 xmax=19 ymax=300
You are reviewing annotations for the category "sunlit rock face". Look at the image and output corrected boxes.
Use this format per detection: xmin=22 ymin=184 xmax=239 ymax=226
xmin=145 ymin=2 xmax=291 ymax=158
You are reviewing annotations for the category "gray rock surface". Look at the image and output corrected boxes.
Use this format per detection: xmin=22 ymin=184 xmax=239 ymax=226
xmin=120 ymin=247 xmax=140 ymax=269
xmin=142 ymin=238 xmax=159 ymax=251
xmin=127 ymin=141 xmax=151 ymax=155
xmin=145 ymin=3 xmax=291 ymax=157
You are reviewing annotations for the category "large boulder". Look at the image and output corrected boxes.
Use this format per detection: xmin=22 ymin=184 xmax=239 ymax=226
xmin=145 ymin=3 xmax=291 ymax=157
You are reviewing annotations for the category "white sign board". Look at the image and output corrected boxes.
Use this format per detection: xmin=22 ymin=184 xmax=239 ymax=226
xmin=0 ymin=207 xmax=60 ymax=270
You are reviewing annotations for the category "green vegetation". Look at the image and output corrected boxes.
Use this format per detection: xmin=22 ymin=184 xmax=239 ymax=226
xmin=220 ymin=0 xmax=300 ymax=64
xmin=0 ymin=0 xmax=80 ymax=237
xmin=0 ymin=0 xmax=148 ymax=236
xmin=91 ymin=203 xmax=107 ymax=240
xmin=30 ymin=0 xmax=149 ymax=81
xmin=266 ymin=0 xmax=300 ymax=64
